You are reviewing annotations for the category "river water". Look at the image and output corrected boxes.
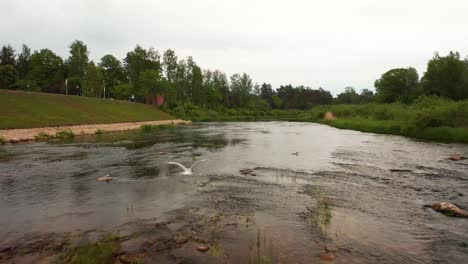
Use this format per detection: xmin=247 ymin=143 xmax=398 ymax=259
xmin=0 ymin=122 xmax=467 ymax=263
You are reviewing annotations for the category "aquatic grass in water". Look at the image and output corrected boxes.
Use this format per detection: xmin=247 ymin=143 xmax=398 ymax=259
xmin=140 ymin=123 xmax=177 ymax=133
xmin=34 ymin=132 xmax=51 ymax=141
xmin=61 ymin=234 xmax=120 ymax=264
xmin=55 ymin=130 xmax=75 ymax=140
xmin=248 ymin=229 xmax=274 ymax=264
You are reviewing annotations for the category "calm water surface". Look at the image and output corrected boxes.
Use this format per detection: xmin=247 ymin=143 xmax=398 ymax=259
xmin=0 ymin=122 xmax=467 ymax=263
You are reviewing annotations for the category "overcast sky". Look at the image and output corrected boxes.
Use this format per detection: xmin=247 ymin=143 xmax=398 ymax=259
xmin=2 ymin=0 xmax=468 ymax=94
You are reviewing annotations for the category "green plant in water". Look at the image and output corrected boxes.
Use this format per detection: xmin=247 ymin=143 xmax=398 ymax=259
xmin=209 ymin=242 xmax=224 ymax=257
xmin=61 ymin=234 xmax=120 ymax=264
xmin=248 ymin=229 xmax=274 ymax=264
xmin=140 ymin=124 xmax=158 ymax=133
xmin=310 ymin=198 xmax=332 ymax=230
xmin=55 ymin=130 xmax=75 ymax=139
xmin=34 ymin=132 xmax=51 ymax=141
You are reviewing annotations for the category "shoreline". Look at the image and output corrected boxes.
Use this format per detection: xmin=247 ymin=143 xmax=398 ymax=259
xmin=0 ymin=119 xmax=191 ymax=143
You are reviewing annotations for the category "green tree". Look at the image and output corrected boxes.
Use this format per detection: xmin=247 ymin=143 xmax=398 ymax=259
xmin=138 ymin=69 xmax=163 ymax=97
xmin=360 ymin=88 xmax=374 ymax=103
xmin=0 ymin=64 xmax=17 ymax=89
xmin=190 ymin=61 xmax=205 ymax=105
xmin=163 ymin=49 xmax=178 ymax=82
xmin=99 ymin=54 xmax=125 ymax=97
xmin=28 ymin=49 xmax=64 ymax=93
xmin=335 ymin=87 xmax=360 ymax=104
xmin=230 ymin=73 xmax=253 ymax=107
xmin=374 ymin=67 xmax=419 ymax=103
xmin=16 ymin=44 xmax=32 ymax=79
xmin=0 ymin=45 xmax=16 ymax=66
xmin=66 ymin=40 xmax=89 ymax=95
xmin=112 ymin=83 xmax=132 ymax=100
xmin=124 ymin=46 xmax=161 ymax=100
xmin=422 ymin=52 xmax=467 ymax=100
xmin=83 ymin=62 xmax=104 ymax=97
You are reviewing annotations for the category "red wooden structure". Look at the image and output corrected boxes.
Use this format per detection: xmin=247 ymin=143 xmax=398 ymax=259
xmin=146 ymin=94 xmax=165 ymax=105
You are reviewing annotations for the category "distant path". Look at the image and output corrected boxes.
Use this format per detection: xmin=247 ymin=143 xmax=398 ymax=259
xmin=0 ymin=119 xmax=190 ymax=143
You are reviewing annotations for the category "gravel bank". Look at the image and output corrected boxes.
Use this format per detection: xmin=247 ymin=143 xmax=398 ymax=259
xmin=0 ymin=119 xmax=190 ymax=143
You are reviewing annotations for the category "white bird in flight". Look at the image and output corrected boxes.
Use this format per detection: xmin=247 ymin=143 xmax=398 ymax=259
xmin=167 ymin=160 xmax=207 ymax=175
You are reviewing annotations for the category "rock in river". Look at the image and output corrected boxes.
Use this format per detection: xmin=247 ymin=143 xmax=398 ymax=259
xmin=431 ymin=202 xmax=468 ymax=218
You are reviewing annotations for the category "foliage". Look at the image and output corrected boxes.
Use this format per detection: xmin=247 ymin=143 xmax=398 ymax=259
xmin=140 ymin=123 xmax=176 ymax=133
xmin=335 ymin=87 xmax=374 ymax=104
xmin=112 ymin=83 xmax=132 ymax=100
xmin=0 ymin=136 xmax=5 ymax=145
xmin=0 ymin=64 xmax=18 ymax=89
xmin=422 ymin=51 xmax=468 ymax=100
xmin=28 ymin=49 xmax=64 ymax=93
xmin=61 ymin=235 xmax=120 ymax=264
xmin=16 ymin=44 xmax=31 ymax=79
xmin=0 ymin=45 xmax=16 ymax=66
xmin=55 ymin=130 xmax=75 ymax=139
xmin=374 ymin=67 xmax=419 ymax=103
xmin=124 ymin=45 xmax=161 ymax=99
xmin=83 ymin=62 xmax=104 ymax=97
xmin=66 ymin=40 xmax=89 ymax=95
xmin=34 ymin=132 xmax=51 ymax=141
xmin=276 ymin=85 xmax=332 ymax=109
xmin=95 ymin=129 xmax=104 ymax=135
xmin=99 ymin=54 xmax=125 ymax=98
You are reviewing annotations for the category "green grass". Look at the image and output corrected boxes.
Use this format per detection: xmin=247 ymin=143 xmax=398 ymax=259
xmin=61 ymin=235 xmax=120 ymax=264
xmin=300 ymin=97 xmax=468 ymax=143
xmin=0 ymin=90 xmax=175 ymax=129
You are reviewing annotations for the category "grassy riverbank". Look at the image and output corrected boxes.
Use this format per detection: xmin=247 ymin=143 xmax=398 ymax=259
xmin=301 ymin=97 xmax=468 ymax=143
xmin=0 ymin=90 xmax=175 ymax=129
xmin=169 ymin=97 xmax=468 ymax=143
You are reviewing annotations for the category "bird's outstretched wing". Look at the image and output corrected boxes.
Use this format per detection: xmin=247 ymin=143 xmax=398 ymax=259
xmin=190 ymin=159 xmax=207 ymax=169
xmin=167 ymin=162 xmax=189 ymax=171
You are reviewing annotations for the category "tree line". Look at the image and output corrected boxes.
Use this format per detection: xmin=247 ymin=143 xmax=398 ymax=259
xmin=1 ymin=41 xmax=467 ymax=111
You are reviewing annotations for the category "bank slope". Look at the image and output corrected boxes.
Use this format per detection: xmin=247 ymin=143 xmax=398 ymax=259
xmin=0 ymin=90 xmax=175 ymax=129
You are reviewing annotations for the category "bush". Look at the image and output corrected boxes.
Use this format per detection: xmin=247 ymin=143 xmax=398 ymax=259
xmin=0 ymin=136 xmax=5 ymax=145
xmin=55 ymin=130 xmax=75 ymax=139
xmin=34 ymin=132 xmax=51 ymax=141
xmin=95 ymin=129 xmax=104 ymax=135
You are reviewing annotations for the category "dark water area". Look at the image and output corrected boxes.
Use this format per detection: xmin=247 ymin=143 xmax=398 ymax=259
xmin=0 ymin=122 xmax=467 ymax=263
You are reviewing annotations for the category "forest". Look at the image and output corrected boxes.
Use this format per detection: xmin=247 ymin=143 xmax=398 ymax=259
xmin=1 ymin=41 xmax=467 ymax=114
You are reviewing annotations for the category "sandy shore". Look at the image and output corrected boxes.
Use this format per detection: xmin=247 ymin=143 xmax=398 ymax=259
xmin=0 ymin=119 xmax=191 ymax=143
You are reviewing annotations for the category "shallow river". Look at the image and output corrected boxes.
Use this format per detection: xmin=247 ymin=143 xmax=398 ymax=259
xmin=0 ymin=122 xmax=467 ymax=263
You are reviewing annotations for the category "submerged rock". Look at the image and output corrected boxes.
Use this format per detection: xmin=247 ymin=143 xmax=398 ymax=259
xmin=96 ymin=175 xmax=113 ymax=182
xmin=119 ymin=253 xmax=145 ymax=264
xmin=431 ymin=202 xmax=468 ymax=218
xmin=320 ymin=252 xmax=336 ymax=261
xmin=196 ymin=245 xmax=210 ymax=252
xmin=449 ymin=154 xmax=465 ymax=161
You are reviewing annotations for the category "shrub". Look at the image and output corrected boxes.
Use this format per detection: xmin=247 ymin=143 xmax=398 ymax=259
xmin=0 ymin=136 xmax=5 ymax=145
xmin=55 ymin=130 xmax=75 ymax=139
xmin=95 ymin=129 xmax=104 ymax=135
xmin=34 ymin=132 xmax=51 ymax=141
